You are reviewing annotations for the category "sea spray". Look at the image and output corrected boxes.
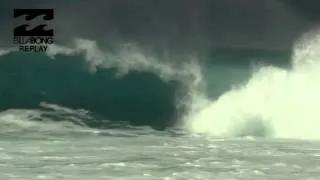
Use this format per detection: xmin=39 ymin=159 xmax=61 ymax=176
xmin=186 ymin=30 xmax=320 ymax=140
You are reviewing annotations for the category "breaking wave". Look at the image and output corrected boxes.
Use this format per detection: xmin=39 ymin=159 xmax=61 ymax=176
xmin=186 ymin=30 xmax=320 ymax=140
xmin=1 ymin=30 xmax=320 ymax=140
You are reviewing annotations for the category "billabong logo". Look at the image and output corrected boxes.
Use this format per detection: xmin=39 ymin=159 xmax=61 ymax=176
xmin=13 ymin=9 xmax=54 ymax=52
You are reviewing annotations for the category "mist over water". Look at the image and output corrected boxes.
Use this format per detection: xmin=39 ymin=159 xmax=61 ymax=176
xmin=0 ymin=0 xmax=316 ymax=50
xmin=186 ymin=30 xmax=320 ymax=140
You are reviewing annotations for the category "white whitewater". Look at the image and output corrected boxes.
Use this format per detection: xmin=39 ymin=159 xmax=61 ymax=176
xmin=187 ymin=30 xmax=320 ymax=140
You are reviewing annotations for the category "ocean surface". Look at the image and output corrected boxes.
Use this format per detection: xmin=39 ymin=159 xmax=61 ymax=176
xmin=1 ymin=31 xmax=320 ymax=179
xmin=1 ymin=133 xmax=320 ymax=180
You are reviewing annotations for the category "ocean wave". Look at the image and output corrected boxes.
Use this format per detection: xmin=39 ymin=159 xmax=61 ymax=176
xmin=1 ymin=29 xmax=320 ymax=140
xmin=0 ymin=40 xmax=204 ymax=130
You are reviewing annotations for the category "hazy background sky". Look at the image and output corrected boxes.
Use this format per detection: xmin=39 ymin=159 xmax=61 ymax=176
xmin=1 ymin=0 xmax=319 ymax=51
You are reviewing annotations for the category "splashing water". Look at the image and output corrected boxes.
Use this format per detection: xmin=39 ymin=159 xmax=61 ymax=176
xmin=186 ymin=31 xmax=320 ymax=140
xmin=2 ymin=32 xmax=320 ymax=140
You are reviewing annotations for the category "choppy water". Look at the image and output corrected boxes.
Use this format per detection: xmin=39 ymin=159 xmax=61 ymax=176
xmin=1 ymin=132 xmax=320 ymax=180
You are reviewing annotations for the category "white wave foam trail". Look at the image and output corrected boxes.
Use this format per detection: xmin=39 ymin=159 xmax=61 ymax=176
xmin=0 ymin=48 xmax=17 ymax=56
xmin=0 ymin=102 xmax=93 ymax=134
xmin=186 ymin=31 xmax=320 ymax=140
